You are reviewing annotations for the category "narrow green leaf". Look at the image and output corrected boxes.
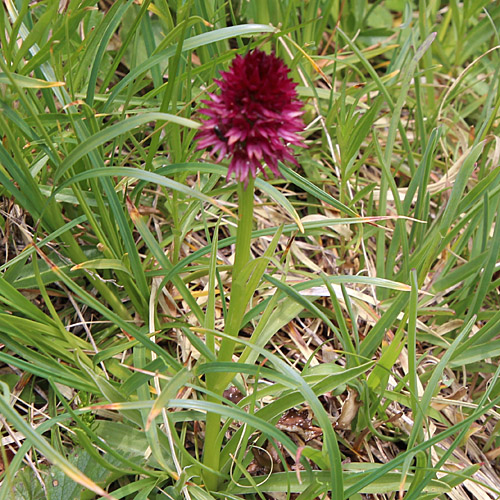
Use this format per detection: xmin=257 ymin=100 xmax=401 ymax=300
xmin=439 ymin=141 xmax=486 ymax=236
xmin=71 ymin=258 xmax=132 ymax=275
xmin=54 ymin=113 xmax=200 ymax=183
xmin=0 ymin=383 xmax=117 ymax=500
xmin=0 ymin=72 xmax=64 ymax=88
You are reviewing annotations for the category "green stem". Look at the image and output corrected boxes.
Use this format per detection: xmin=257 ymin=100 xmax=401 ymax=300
xmin=202 ymin=177 xmax=255 ymax=490
xmin=232 ymin=178 xmax=255 ymax=279
xmin=216 ymin=177 xmax=255 ymax=366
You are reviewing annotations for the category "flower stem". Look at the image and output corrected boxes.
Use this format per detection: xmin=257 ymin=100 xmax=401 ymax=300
xmin=232 ymin=178 xmax=255 ymax=282
xmin=202 ymin=177 xmax=255 ymax=490
xmin=217 ymin=176 xmax=255 ymax=365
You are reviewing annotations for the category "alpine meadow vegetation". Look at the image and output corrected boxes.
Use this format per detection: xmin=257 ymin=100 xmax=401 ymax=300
xmin=0 ymin=1 xmax=499 ymax=499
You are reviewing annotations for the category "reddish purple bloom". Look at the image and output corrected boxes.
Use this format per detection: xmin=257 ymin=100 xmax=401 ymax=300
xmin=196 ymin=49 xmax=306 ymax=184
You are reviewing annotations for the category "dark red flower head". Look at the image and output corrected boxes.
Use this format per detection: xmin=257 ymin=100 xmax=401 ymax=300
xmin=196 ymin=49 xmax=306 ymax=184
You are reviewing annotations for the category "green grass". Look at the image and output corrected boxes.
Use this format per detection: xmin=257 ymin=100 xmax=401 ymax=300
xmin=1 ymin=1 xmax=499 ymax=499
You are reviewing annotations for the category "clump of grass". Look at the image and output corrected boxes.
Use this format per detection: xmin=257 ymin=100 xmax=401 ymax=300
xmin=0 ymin=1 xmax=499 ymax=499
